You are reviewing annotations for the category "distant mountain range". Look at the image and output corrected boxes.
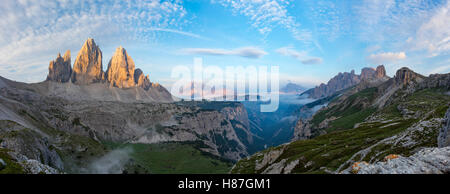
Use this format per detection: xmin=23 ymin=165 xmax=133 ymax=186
xmin=280 ymin=83 xmax=307 ymax=94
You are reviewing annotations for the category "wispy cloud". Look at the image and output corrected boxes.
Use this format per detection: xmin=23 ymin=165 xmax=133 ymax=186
xmin=428 ymin=64 xmax=450 ymax=75
xmin=355 ymin=0 xmax=450 ymax=57
xmin=276 ymin=46 xmax=323 ymax=64
xmin=366 ymin=52 xmax=406 ymax=64
xmin=146 ymin=28 xmax=210 ymax=41
xmin=366 ymin=45 xmax=381 ymax=53
xmin=215 ymin=0 xmax=312 ymax=42
xmin=413 ymin=1 xmax=450 ymax=57
xmin=182 ymin=47 xmax=267 ymax=59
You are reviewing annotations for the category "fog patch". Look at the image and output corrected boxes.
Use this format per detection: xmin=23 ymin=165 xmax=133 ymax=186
xmin=279 ymin=94 xmax=315 ymax=105
xmin=85 ymin=147 xmax=134 ymax=174
xmin=280 ymin=116 xmax=298 ymax=123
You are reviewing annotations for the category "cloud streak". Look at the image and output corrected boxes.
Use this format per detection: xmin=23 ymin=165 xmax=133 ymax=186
xmin=182 ymin=47 xmax=267 ymax=59
xmin=276 ymin=47 xmax=323 ymax=64
xmin=366 ymin=52 xmax=406 ymax=64
xmin=146 ymin=28 xmax=210 ymax=41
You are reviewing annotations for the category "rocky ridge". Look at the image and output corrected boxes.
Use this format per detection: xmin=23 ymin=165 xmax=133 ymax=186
xmin=302 ymin=65 xmax=388 ymax=99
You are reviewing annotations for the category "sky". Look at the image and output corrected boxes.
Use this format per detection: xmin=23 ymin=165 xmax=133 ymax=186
xmin=0 ymin=0 xmax=449 ymax=89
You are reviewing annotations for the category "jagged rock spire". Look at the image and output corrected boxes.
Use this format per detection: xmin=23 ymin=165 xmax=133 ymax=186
xmin=105 ymin=46 xmax=136 ymax=88
xmin=47 ymin=50 xmax=71 ymax=82
xmin=134 ymin=68 xmax=152 ymax=90
xmin=71 ymin=38 xmax=103 ymax=84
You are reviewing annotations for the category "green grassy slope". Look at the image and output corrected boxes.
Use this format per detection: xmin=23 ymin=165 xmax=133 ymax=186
xmin=105 ymin=142 xmax=233 ymax=174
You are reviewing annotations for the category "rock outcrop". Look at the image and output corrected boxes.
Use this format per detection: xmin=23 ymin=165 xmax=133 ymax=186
xmin=354 ymin=147 xmax=450 ymax=174
xmin=292 ymin=119 xmax=311 ymax=141
xmin=360 ymin=65 xmax=387 ymax=81
xmin=438 ymin=107 xmax=450 ymax=148
xmin=71 ymin=38 xmax=103 ymax=84
xmin=46 ymin=50 xmax=72 ymax=82
xmin=376 ymin=65 xmax=387 ymax=79
xmin=105 ymin=46 xmax=136 ymax=88
xmin=134 ymin=68 xmax=152 ymax=90
xmin=394 ymin=67 xmax=424 ymax=86
xmin=360 ymin=67 xmax=377 ymax=81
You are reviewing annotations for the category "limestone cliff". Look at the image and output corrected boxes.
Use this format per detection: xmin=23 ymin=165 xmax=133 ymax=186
xmin=105 ymin=46 xmax=136 ymax=88
xmin=134 ymin=68 xmax=152 ymax=90
xmin=394 ymin=67 xmax=425 ymax=86
xmin=47 ymin=50 xmax=71 ymax=82
xmin=71 ymin=38 xmax=103 ymax=84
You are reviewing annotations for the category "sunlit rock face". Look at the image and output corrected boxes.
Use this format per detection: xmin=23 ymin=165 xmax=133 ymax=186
xmin=105 ymin=46 xmax=136 ymax=88
xmin=71 ymin=38 xmax=104 ymax=84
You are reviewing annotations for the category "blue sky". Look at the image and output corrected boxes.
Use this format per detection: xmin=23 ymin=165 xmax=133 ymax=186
xmin=0 ymin=0 xmax=449 ymax=88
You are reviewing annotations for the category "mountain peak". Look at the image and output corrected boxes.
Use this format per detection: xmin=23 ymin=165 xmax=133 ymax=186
xmin=105 ymin=46 xmax=136 ymax=88
xmin=71 ymin=38 xmax=103 ymax=84
xmin=376 ymin=65 xmax=387 ymax=79
xmin=395 ymin=67 xmax=424 ymax=85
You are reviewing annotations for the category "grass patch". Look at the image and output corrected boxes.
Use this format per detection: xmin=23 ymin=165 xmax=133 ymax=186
xmin=0 ymin=148 xmax=25 ymax=174
xmin=104 ymin=142 xmax=233 ymax=174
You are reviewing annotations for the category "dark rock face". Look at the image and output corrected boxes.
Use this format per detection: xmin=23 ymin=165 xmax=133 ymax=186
xmin=47 ymin=50 xmax=71 ymax=82
xmin=105 ymin=46 xmax=136 ymax=88
xmin=360 ymin=67 xmax=376 ymax=81
xmin=71 ymin=38 xmax=103 ymax=84
xmin=438 ymin=107 xmax=450 ymax=148
xmin=376 ymin=65 xmax=387 ymax=79
xmin=134 ymin=68 xmax=151 ymax=90
xmin=305 ymin=71 xmax=360 ymax=99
